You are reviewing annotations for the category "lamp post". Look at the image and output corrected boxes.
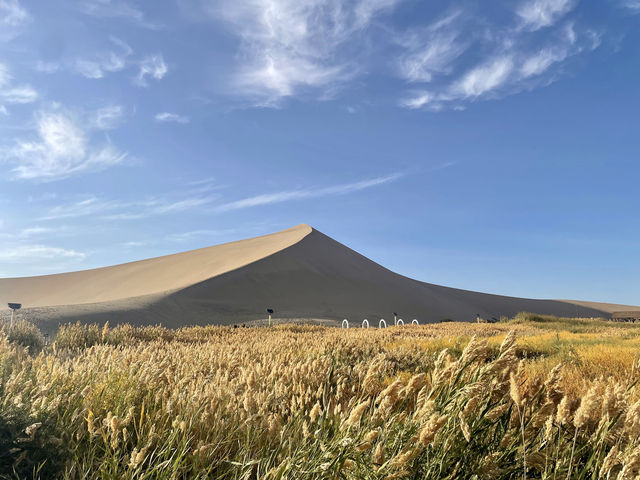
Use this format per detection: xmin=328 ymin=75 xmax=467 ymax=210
xmin=8 ymin=303 xmax=21 ymax=326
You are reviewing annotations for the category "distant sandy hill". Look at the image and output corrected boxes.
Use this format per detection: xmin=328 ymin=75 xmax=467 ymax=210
xmin=1 ymin=224 xmax=637 ymax=333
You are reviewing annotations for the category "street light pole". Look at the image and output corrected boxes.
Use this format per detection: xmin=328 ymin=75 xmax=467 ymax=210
xmin=8 ymin=303 xmax=21 ymax=326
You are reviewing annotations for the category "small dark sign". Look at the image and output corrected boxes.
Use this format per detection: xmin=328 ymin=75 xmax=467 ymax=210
xmin=266 ymin=308 xmax=274 ymax=314
xmin=8 ymin=303 xmax=21 ymax=310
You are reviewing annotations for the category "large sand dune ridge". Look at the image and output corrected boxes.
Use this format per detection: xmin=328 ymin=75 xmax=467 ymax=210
xmin=1 ymin=224 xmax=636 ymax=333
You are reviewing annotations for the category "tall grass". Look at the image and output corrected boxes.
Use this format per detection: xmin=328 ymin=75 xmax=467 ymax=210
xmin=0 ymin=317 xmax=639 ymax=479
xmin=0 ymin=319 xmax=44 ymax=353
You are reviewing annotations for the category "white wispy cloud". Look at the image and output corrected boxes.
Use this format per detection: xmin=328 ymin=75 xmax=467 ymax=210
xmin=0 ymin=0 xmax=27 ymax=25
xmin=0 ymin=226 xmax=53 ymax=240
xmin=74 ymin=36 xmax=132 ymax=79
xmin=47 ymin=37 xmax=168 ymax=86
xmin=0 ymin=63 xmax=8 ymax=86
xmin=208 ymin=0 xmax=402 ymax=105
xmin=140 ymin=197 xmax=213 ymax=215
xmin=17 ymin=227 xmax=52 ymax=237
xmin=197 ymin=0 xmax=603 ymax=110
xmin=516 ymin=0 xmax=577 ymax=31
xmin=0 ymin=63 xmax=13 ymax=86
xmin=401 ymin=48 xmax=574 ymax=110
xmin=102 ymin=196 xmax=217 ymax=219
xmin=1 ymin=85 xmax=38 ymax=103
xmin=399 ymin=33 xmax=467 ymax=83
xmin=136 ymin=55 xmax=167 ymax=86
xmin=185 ymin=177 xmax=216 ymax=187
xmin=399 ymin=5 xmax=597 ymax=111
xmin=0 ymin=105 xmax=8 ymax=116
xmin=620 ymin=0 xmax=640 ymax=11
xmin=0 ymin=0 xmax=29 ymax=40
xmin=120 ymin=240 xmax=146 ymax=248
xmin=0 ymin=245 xmax=85 ymax=261
xmin=34 ymin=60 xmax=61 ymax=74
xmin=3 ymin=107 xmax=126 ymax=180
xmin=75 ymin=56 xmax=124 ymax=79
xmin=154 ymin=112 xmax=189 ymax=124
xmin=27 ymin=192 xmax=58 ymax=203
xmin=40 ymin=193 xmax=219 ymax=221
xmin=214 ymin=173 xmax=404 ymax=212
xmin=0 ymin=63 xmax=37 ymax=103
xmin=453 ymin=56 xmax=515 ymax=98
xmin=400 ymin=92 xmax=435 ymax=110
xmin=75 ymin=0 xmax=159 ymax=28
xmin=38 ymin=174 xmax=401 ymax=221
xmin=181 ymin=177 xmax=220 ymax=195
xmin=93 ymin=105 xmax=125 ymax=130
xmin=39 ymin=196 xmax=121 ymax=220
xmin=520 ymin=47 xmax=568 ymax=78
xmin=396 ymin=11 xmax=469 ymax=83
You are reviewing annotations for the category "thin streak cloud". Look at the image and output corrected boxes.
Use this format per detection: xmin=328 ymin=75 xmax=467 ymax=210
xmin=0 ymin=245 xmax=85 ymax=261
xmin=154 ymin=112 xmax=189 ymax=124
xmin=214 ymin=173 xmax=404 ymax=212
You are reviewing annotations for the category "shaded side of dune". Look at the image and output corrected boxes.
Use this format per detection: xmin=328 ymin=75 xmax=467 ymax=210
xmin=153 ymin=228 xmax=610 ymax=322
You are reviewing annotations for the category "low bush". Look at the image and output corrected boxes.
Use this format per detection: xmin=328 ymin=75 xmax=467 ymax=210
xmin=53 ymin=322 xmax=102 ymax=350
xmin=513 ymin=312 xmax=559 ymax=324
xmin=0 ymin=320 xmax=45 ymax=353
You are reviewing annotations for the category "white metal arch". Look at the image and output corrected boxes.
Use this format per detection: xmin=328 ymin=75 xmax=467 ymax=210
xmin=412 ymin=319 xmax=419 ymax=325
xmin=379 ymin=319 xmax=387 ymax=329
xmin=397 ymin=318 xmax=405 ymax=326
xmin=362 ymin=319 xmax=369 ymax=328
xmin=342 ymin=319 xmax=349 ymax=329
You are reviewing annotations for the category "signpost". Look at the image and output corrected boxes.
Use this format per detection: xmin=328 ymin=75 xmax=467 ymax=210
xmin=266 ymin=308 xmax=274 ymax=327
xmin=8 ymin=303 xmax=21 ymax=326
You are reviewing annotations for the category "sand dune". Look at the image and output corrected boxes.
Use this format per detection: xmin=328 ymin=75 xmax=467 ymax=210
xmin=0 ymin=225 xmax=310 ymax=307
xmin=1 ymin=224 xmax=636 ymax=333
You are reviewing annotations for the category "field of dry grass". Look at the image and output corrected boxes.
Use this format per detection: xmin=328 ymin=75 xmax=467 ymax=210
xmin=1 ymin=313 xmax=640 ymax=479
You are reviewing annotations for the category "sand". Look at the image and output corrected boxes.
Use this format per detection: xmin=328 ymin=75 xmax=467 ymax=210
xmin=0 ymin=225 xmax=310 ymax=307
xmin=1 ymin=224 xmax=637 ymax=334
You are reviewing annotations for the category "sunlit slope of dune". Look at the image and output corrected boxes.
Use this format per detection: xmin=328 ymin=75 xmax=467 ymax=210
xmin=0 ymin=224 xmax=312 ymax=307
xmin=0 ymin=224 xmax=636 ymax=331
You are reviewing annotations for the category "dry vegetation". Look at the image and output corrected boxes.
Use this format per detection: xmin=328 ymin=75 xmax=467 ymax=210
xmin=1 ymin=313 xmax=640 ymax=479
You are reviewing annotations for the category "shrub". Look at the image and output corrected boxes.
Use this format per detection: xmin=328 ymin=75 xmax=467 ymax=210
xmin=514 ymin=311 xmax=559 ymax=323
xmin=0 ymin=320 xmax=45 ymax=353
xmin=54 ymin=322 xmax=102 ymax=350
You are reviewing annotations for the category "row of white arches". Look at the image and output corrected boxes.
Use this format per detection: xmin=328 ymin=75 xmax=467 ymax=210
xmin=341 ymin=318 xmax=419 ymax=329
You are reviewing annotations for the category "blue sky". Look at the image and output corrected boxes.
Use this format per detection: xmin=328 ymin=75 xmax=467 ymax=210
xmin=0 ymin=0 xmax=639 ymax=305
